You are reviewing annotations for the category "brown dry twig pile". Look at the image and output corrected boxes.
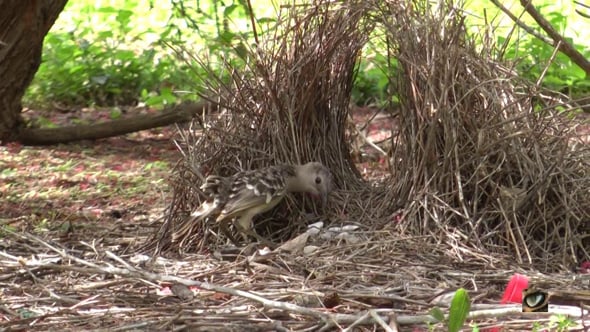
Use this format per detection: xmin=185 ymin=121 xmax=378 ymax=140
xmin=146 ymin=1 xmax=400 ymax=254
xmin=3 ymin=228 xmax=587 ymax=331
xmin=381 ymin=1 xmax=589 ymax=270
xmin=147 ymin=0 xmax=589 ymax=271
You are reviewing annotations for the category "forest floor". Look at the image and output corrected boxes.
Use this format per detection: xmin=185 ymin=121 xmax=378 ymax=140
xmin=0 ymin=106 xmax=588 ymax=331
xmin=0 ymin=106 xmax=394 ymax=226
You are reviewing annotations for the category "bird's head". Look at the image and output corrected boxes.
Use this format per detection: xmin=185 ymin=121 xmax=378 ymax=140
xmin=292 ymin=162 xmax=333 ymax=207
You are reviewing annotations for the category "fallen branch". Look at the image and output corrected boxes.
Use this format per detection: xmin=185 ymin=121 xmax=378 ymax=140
xmin=15 ymin=101 xmax=211 ymax=145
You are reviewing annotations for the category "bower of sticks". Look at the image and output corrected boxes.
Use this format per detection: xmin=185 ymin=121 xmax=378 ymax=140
xmin=150 ymin=0 xmax=590 ymax=267
xmin=3 ymin=0 xmax=589 ymax=331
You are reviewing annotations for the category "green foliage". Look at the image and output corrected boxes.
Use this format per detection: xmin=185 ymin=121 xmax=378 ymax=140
xmin=549 ymin=314 xmax=577 ymax=331
xmin=353 ymin=2 xmax=590 ymax=106
xmin=110 ymin=108 xmax=123 ymax=120
xmin=24 ymin=0 xmax=263 ymax=108
xmin=353 ymin=50 xmax=396 ymax=106
xmin=465 ymin=0 xmax=590 ymax=97
xmin=25 ymin=2 xmax=191 ymax=107
xmin=0 ymin=225 xmax=17 ymax=238
xmin=33 ymin=116 xmax=59 ymax=128
xmin=448 ymin=288 xmax=471 ymax=332
xmin=530 ymin=315 xmax=577 ymax=332
xmin=144 ymin=160 xmax=169 ymax=170
xmin=426 ymin=290 xmax=473 ymax=332
xmin=497 ymin=7 xmax=590 ymax=96
xmin=352 ymin=32 xmax=404 ymax=107
xmin=23 ymin=1 xmax=590 ymax=110
xmin=429 ymin=306 xmax=445 ymax=322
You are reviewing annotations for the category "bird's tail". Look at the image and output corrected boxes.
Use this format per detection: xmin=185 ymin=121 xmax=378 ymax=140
xmin=171 ymin=201 xmax=218 ymax=244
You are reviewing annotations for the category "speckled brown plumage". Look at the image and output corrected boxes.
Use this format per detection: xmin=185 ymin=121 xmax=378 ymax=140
xmin=172 ymin=162 xmax=332 ymax=247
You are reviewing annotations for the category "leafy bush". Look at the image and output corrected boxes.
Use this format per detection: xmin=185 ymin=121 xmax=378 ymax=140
xmin=353 ymin=52 xmax=396 ymax=106
xmin=24 ymin=1 xmax=590 ymax=109
xmin=25 ymin=3 xmax=182 ymax=107
xmin=353 ymin=3 xmax=590 ymax=107
xmin=352 ymin=34 xmax=402 ymax=107
xmin=498 ymin=9 xmax=590 ymax=96
xmin=24 ymin=0 xmax=257 ymax=108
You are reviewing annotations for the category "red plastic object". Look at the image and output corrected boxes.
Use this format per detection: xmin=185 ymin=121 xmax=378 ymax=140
xmin=484 ymin=274 xmax=530 ymax=332
xmin=501 ymin=273 xmax=529 ymax=304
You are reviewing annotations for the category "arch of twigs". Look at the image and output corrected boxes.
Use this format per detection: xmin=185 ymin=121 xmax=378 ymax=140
xmin=146 ymin=0 xmax=589 ymax=271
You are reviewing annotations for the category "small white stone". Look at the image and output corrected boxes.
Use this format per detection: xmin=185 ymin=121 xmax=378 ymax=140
xmin=303 ymin=245 xmax=320 ymax=255
xmin=335 ymin=232 xmax=361 ymax=244
xmin=341 ymin=225 xmax=360 ymax=232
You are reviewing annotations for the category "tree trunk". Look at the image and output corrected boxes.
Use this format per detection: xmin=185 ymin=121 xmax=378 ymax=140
xmin=0 ymin=0 xmax=68 ymax=143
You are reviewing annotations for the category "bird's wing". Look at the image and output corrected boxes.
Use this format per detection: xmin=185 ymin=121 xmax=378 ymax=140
xmin=218 ymin=166 xmax=292 ymax=219
xmin=190 ymin=175 xmax=231 ymax=219
xmin=200 ymin=175 xmax=230 ymax=198
xmin=172 ymin=175 xmax=231 ymax=243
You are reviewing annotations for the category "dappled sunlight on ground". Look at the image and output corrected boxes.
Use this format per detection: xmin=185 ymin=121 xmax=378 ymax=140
xmin=0 ymin=108 xmax=179 ymax=229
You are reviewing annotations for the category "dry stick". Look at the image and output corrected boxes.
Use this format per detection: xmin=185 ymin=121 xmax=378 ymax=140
xmin=157 ymin=309 xmax=184 ymax=331
xmin=370 ymin=310 xmax=396 ymax=332
xmin=17 ymin=233 xmax=328 ymax=319
xmin=575 ymin=1 xmax=590 ymax=19
xmin=10 ymin=230 xmax=439 ymax=328
xmin=341 ymin=311 xmax=371 ymax=332
xmin=512 ymin=207 xmax=533 ymax=265
xmin=498 ymin=200 xmax=523 ymax=265
xmin=387 ymin=311 xmax=400 ymax=332
xmin=110 ymin=322 xmax=159 ymax=332
xmin=0 ymin=250 xmax=82 ymax=306
xmin=350 ymin=120 xmax=388 ymax=156
xmin=534 ymin=40 xmax=562 ymax=88
xmin=68 ymin=294 xmax=101 ymax=310
xmin=453 ymin=129 xmax=470 ymax=219
xmin=245 ymin=0 xmax=259 ymax=45
xmin=174 ymin=123 xmax=205 ymax=182
xmin=8 ymin=231 xmax=537 ymax=328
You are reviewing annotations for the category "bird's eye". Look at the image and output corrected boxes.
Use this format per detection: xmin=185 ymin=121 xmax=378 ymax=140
xmin=315 ymin=177 xmax=322 ymax=184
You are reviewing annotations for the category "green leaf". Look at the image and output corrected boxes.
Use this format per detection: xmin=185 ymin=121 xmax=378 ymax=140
xmin=91 ymin=75 xmax=109 ymax=85
xmin=115 ymin=50 xmax=136 ymax=61
xmin=159 ymin=87 xmax=177 ymax=104
xmin=36 ymin=116 xmax=58 ymax=129
xmin=1 ymin=168 xmax=16 ymax=177
xmin=569 ymin=66 xmax=586 ymax=81
xmin=110 ymin=108 xmax=122 ymax=119
xmin=257 ymin=17 xmax=276 ymax=24
xmin=68 ymin=65 xmax=85 ymax=75
xmin=18 ymin=309 xmax=37 ymax=319
xmin=429 ymin=307 xmax=445 ymax=322
xmin=448 ymin=288 xmax=470 ymax=332
xmin=220 ymin=31 xmax=236 ymax=44
xmin=97 ymin=6 xmax=117 ymax=14
xmin=234 ymin=42 xmax=249 ymax=59
xmin=116 ymin=9 xmax=133 ymax=25
xmin=98 ymin=30 xmax=113 ymax=39
xmin=224 ymin=4 xmax=238 ymax=17
xmin=143 ymin=94 xmax=166 ymax=108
